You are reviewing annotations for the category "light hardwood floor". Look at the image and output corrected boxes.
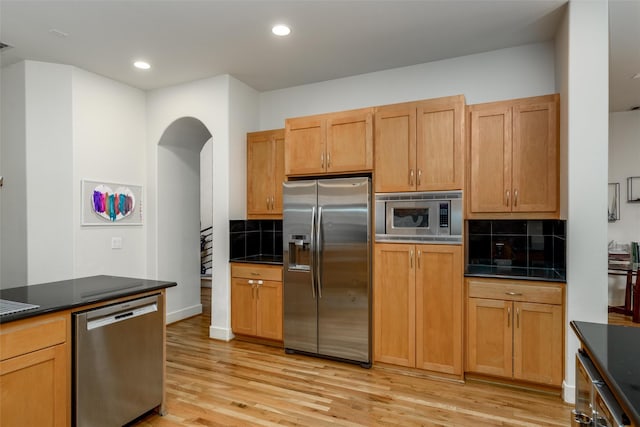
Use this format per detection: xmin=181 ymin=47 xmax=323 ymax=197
xmin=133 ymin=289 xmax=640 ymax=427
xmin=132 ymin=288 xmax=575 ymax=426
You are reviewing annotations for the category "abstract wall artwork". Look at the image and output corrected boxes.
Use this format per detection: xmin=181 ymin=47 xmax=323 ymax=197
xmin=81 ymin=180 xmax=143 ymax=226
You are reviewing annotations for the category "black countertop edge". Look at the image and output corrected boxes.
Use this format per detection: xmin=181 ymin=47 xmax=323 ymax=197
xmin=0 ymin=275 xmax=177 ymax=324
xmin=230 ymin=255 xmax=283 ymax=265
xmin=464 ymin=272 xmax=566 ymax=283
xmin=570 ymin=321 xmax=640 ymax=426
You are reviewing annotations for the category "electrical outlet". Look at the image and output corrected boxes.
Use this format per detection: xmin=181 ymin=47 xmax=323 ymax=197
xmin=111 ymin=237 xmax=122 ymax=249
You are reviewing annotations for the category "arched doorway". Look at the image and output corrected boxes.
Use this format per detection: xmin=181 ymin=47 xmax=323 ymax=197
xmin=157 ymin=116 xmax=213 ymax=323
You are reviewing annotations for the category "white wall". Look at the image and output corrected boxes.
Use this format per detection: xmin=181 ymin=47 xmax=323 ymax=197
xmin=24 ymin=61 xmax=74 ymax=285
xmin=561 ymin=0 xmax=609 ymax=403
xmin=259 ymin=42 xmax=556 ymax=129
xmin=200 ymin=139 xmax=213 ymax=231
xmin=1 ymin=61 xmax=148 ymax=289
xmin=72 ymin=68 xmax=147 ymax=278
xmin=608 ymin=111 xmax=640 ymax=244
xmin=608 ymin=111 xmax=640 ymax=304
xmin=146 ymin=74 xmax=258 ymax=333
xmin=0 ymin=62 xmax=27 ymax=288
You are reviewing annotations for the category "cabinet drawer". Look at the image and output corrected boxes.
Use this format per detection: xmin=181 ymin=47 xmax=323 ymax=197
xmin=0 ymin=312 xmax=68 ymax=361
xmin=467 ymin=278 xmax=563 ymax=305
xmin=231 ymin=263 xmax=282 ymax=282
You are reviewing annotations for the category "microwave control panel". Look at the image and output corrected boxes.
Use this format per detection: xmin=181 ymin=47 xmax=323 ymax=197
xmin=439 ymin=203 xmax=449 ymax=228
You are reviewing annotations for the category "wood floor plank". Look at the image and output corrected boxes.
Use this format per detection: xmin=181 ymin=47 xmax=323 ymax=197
xmin=133 ymin=287 xmax=573 ymax=426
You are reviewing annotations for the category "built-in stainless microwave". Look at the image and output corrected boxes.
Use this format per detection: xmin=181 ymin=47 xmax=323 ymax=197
xmin=375 ymin=191 xmax=462 ymax=243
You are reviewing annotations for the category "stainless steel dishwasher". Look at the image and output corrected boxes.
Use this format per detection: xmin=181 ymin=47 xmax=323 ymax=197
xmin=74 ymin=293 xmax=164 ymax=427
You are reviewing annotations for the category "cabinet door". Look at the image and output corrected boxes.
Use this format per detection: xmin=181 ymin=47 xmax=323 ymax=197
xmin=416 ymin=96 xmax=464 ymax=191
xmin=511 ymin=97 xmax=558 ymax=213
xmin=513 ymin=302 xmax=563 ymax=385
xmin=247 ymin=132 xmax=275 ymax=217
xmin=231 ymin=278 xmax=257 ymax=336
xmin=285 ymin=116 xmax=326 ymax=176
xmin=415 ymin=245 xmax=463 ymax=375
xmin=256 ymin=280 xmax=283 ymax=341
xmin=466 ymin=298 xmax=512 ymax=378
xmin=374 ymin=243 xmax=415 ymax=367
xmin=0 ymin=344 xmax=68 ymax=427
xmin=468 ymin=105 xmax=512 ymax=214
xmin=326 ymin=109 xmax=373 ymax=173
xmin=374 ymin=104 xmax=416 ymax=192
xmin=272 ymin=132 xmax=285 ymax=216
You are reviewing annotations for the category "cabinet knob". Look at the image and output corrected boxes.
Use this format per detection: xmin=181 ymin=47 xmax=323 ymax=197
xmin=506 ymin=190 xmax=511 ymax=207
xmin=505 ymin=291 xmax=522 ymax=296
xmin=327 ymin=152 xmax=331 ymax=168
xmin=409 ymin=169 xmax=415 ymax=186
xmin=514 ymin=190 xmax=518 ymax=207
xmin=417 ymin=169 xmax=422 ymax=186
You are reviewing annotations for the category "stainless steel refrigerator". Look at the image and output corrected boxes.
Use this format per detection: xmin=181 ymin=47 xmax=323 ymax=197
xmin=283 ymin=176 xmax=371 ymax=367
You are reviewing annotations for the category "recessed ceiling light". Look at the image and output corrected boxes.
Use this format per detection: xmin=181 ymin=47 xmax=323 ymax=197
xmin=633 ymin=73 xmax=640 ymax=80
xmin=133 ymin=61 xmax=151 ymax=70
xmin=272 ymin=24 xmax=291 ymax=36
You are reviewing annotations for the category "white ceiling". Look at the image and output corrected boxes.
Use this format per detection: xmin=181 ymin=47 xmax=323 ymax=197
xmin=0 ymin=1 xmax=637 ymax=112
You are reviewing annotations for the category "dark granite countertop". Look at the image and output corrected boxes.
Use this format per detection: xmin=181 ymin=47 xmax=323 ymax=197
xmin=465 ymin=265 xmax=566 ymax=282
xmin=230 ymin=255 xmax=283 ymax=265
xmin=0 ymin=275 xmax=176 ymax=324
xmin=571 ymin=321 xmax=640 ymax=426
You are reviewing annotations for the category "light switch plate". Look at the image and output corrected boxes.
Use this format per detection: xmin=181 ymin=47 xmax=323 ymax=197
xmin=111 ymin=237 xmax=122 ymax=249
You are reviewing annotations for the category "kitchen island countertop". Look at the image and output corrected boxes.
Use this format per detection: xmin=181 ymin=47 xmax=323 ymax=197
xmin=571 ymin=321 xmax=640 ymax=426
xmin=0 ymin=275 xmax=176 ymax=323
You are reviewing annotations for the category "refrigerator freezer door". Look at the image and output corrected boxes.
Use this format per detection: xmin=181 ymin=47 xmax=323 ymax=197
xmin=283 ymin=180 xmax=318 ymax=354
xmin=317 ymin=177 xmax=371 ymax=363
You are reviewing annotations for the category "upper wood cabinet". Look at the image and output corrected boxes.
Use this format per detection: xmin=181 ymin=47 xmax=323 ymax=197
xmin=466 ymin=94 xmax=559 ymax=218
xmin=374 ymin=95 xmax=465 ymax=193
xmin=247 ymin=129 xmax=285 ymax=219
xmin=374 ymin=243 xmax=463 ymax=377
xmin=285 ymin=107 xmax=373 ymax=176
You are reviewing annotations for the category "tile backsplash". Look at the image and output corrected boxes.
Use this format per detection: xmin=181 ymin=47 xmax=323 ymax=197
xmin=467 ymin=219 xmax=566 ymax=277
xmin=229 ymin=219 xmax=283 ymax=259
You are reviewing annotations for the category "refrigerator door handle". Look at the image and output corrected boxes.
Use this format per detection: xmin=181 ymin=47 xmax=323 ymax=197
xmin=309 ymin=206 xmax=317 ymax=299
xmin=316 ymin=206 xmax=323 ymax=298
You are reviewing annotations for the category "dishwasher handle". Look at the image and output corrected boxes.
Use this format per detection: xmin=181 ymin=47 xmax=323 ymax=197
xmin=86 ymin=301 xmax=158 ymax=331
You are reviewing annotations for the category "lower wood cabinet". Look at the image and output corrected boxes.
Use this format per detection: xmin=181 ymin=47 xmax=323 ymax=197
xmin=374 ymin=243 xmax=463 ymax=376
xmin=0 ymin=311 xmax=70 ymax=427
xmin=465 ymin=278 xmax=564 ymax=386
xmin=231 ymin=263 xmax=283 ymax=341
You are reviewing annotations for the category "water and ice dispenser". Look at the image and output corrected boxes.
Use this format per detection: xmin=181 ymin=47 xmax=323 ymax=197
xmin=287 ymin=234 xmax=311 ymax=271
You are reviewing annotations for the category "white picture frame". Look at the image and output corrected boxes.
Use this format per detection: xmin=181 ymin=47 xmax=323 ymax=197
xmin=81 ymin=179 xmax=143 ymax=226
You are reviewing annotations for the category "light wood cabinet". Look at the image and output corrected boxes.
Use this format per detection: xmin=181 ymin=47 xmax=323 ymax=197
xmin=0 ymin=311 xmax=70 ymax=427
xmin=374 ymin=95 xmax=465 ymax=193
xmin=467 ymin=94 xmax=559 ymax=218
xmin=285 ymin=107 xmax=373 ymax=176
xmin=231 ymin=263 xmax=283 ymax=341
xmin=465 ymin=278 xmax=564 ymax=386
xmin=247 ymin=129 xmax=284 ymax=219
xmin=374 ymin=243 xmax=463 ymax=376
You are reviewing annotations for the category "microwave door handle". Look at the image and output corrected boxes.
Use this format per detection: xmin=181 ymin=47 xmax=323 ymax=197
xmin=310 ymin=206 xmax=316 ymax=299
xmin=316 ymin=206 xmax=323 ymax=298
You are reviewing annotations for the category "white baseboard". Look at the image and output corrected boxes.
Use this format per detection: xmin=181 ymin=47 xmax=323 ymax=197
xmin=166 ymin=303 xmax=203 ymax=324
xmin=563 ymin=380 xmax=575 ymax=404
xmin=209 ymin=325 xmax=234 ymax=341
